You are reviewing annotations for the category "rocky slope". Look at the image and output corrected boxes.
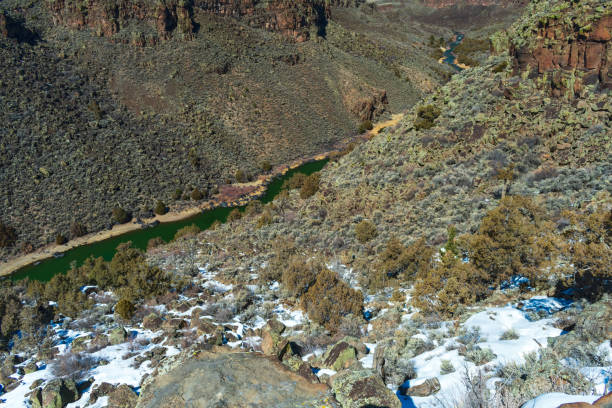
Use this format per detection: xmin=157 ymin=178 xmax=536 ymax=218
xmin=0 ymin=0 xmax=610 ymax=407
xmin=422 ymin=0 xmax=528 ymax=8
xmin=0 ymin=0 xmax=455 ymax=258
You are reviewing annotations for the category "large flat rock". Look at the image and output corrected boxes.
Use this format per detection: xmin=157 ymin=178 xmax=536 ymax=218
xmin=136 ymin=351 xmax=331 ymax=408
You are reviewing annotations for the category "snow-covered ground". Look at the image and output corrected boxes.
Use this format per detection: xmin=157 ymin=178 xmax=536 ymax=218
xmin=380 ymin=296 xmax=611 ymax=408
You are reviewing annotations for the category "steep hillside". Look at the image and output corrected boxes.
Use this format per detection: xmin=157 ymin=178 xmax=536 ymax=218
xmin=0 ymin=0 xmax=610 ymax=407
xmin=0 ymin=0 xmax=455 ymax=259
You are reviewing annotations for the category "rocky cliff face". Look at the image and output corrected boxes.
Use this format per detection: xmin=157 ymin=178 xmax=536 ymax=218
xmin=507 ymin=0 xmax=611 ymax=96
xmin=422 ymin=0 xmax=527 ymax=9
xmin=46 ymin=0 xmax=328 ymax=44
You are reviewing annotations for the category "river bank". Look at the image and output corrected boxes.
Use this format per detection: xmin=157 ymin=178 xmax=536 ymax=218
xmin=0 ymin=113 xmax=405 ymax=279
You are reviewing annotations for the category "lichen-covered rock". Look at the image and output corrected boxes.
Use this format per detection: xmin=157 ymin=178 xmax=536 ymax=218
xmin=261 ymin=319 xmax=286 ymax=356
xmin=31 ymin=378 xmax=79 ymax=408
xmin=331 ymin=369 xmax=401 ymax=408
xmin=322 ymin=341 xmax=358 ymax=371
xmin=108 ymin=384 xmax=138 ymax=408
xmin=136 ymin=350 xmax=332 ymax=408
xmin=109 ymin=326 xmax=128 ymax=345
xmin=400 ymin=377 xmax=441 ymax=397
xmin=71 ymin=335 xmax=92 ymax=353
xmin=24 ymin=361 xmax=38 ymax=374
xmin=142 ymin=313 xmax=163 ymax=330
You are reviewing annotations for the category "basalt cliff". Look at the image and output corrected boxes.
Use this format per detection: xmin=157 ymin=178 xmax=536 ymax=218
xmin=47 ymin=0 xmax=329 ymax=44
xmin=505 ymin=0 xmax=611 ymax=96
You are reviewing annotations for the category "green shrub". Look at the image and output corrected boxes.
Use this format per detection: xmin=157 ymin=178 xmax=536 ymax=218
xmin=299 ymin=173 xmax=320 ymax=199
xmin=172 ymin=188 xmax=183 ymax=200
xmin=500 ymin=329 xmax=519 ymax=340
xmin=464 ymin=346 xmax=496 ymax=365
xmin=55 ymin=234 xmax=67 ymax=245
xmin=147 ymin=237 xmax=165 ymax=250
xmin=112 ymin=207 xmax=130 ymax=224
xmin=358 ymin=120 xmax=373 ymax=134
xmin=281 ymin=257 xmax=319 ymax=298
xmin=227 ymin=209 xmax=242 ymax=222
xmin=355 ymin=220 xmax=377 ymax=243
xmin=301 ymin=268 xmax=363 ymax=330
xmin=154 ymin=201 xmax=167 ymax=215
xmin=115 ymin=299 xmax=135 ymax=320
xmin=414 ymin=105 xmax=441 ymax=131
xmin=496 ymin=349 xmax=591 ymax=402
xmin=235 ymin=169 xmax=247 ymax=183
xmin=492 ymin=61 xmax=508 ymax=73
xmin=260 ymin=161 xmax=272 ymax=172
xmin=283 ymin=173 xmax=307 ymax=190
xmin=440 ymin=359 xmax=455 ymax=374
xmin=191 ymin=189 xmax=204 ymax=201
xmin=174 ymin=224 xmax=200 ymax=240
xmin=0 ymin=222 xmax=17 ymax=248
xmin=70 ymin=222 xmax=87 ymax=238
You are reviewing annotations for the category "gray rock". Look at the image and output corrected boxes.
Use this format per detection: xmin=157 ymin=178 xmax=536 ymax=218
xmin=136 ymin=350 xmax=332 ymax=408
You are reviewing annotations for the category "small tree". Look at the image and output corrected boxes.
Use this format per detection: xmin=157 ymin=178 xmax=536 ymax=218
xmin=112 ymin=207 xmax=130 ymax=224
xmin=0 ymin=222 xmax=17 ymax=248
xmin=115 ymin=299 xmax=135 ymax=320
xmin=300 ymin=173 xmax=320 ymax=199
xmin=172 ymin=189 xmax=183 ymax=200
xmin=191 ymin=189 xmax=203 ymax=201
xmin=235 ymin=169 xmax=247 ymax=183
xmin=55 ymin=234 xmax=67 ymax=245
xmin=70 ymin=222 xmax=87 ymax=238
xmin=260 ymin=161 xmax=272 ymax=172
xmin=358 ymin=120 xmax=374 ymax=134
xmin=355 ymin=220 xmax=377 ymax=243
xmin=154 ymin=201 xmax=167 ymax=215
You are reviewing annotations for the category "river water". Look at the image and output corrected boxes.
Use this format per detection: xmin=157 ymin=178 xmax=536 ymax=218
xmin=442 ymin=32 xmax=465 ymax=71
xmin=9 ymin=159 xmax=328 ymax=282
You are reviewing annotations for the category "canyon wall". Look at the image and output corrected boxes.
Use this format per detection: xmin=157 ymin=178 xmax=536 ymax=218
xmin=46 ymin=0 xmax=329 ymax=44
xmin=510 ymin=13 xmax=611 ymax=96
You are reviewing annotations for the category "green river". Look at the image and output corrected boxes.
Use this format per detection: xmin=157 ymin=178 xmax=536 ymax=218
xmin=9 ymin=159 xmax=329 ymax=282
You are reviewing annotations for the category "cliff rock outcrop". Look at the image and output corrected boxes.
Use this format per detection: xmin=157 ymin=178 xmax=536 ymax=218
xmin=422 ymin=0 xmax=527 ymax=9
xmin=46 ymin=0 xmax=329 ymax=44
xmin=507 ymin=0 xmax=611 ymax=96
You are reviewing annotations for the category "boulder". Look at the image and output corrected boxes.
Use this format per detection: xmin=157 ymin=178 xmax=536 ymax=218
xmin=24 ymin=361 xmax=38 ymax=374
xmin=142 ymin=313 xmax=163 ymax=330
xmin=31 ymin=378 xmax=79 ymax=408
xmin=401 ymin=377 xmax=441 ymax=397
xmin=135 ymin=350 xmax=330 ymax=408
xmin=322 ymin=341 xmax=357 ymax=371
xmin=88 ymin=382 xmax=116 ymax=405
xmin=331 ymin=369 xmax=401 ymax=408
xmin=558 ymin=392 xmax=612 ymax=408
xmin=261 ymin=319 xmax=286 ymax=355
xmin=71 ymin=335 xmax=92 ymax=352
xmin=108 ymin=384 xmax=138 ymax=408
xmin=109 ymin=327 xmax=128 ymax=345
xmin=161 ymin=318 xmax=188 ymax=332
xmin=278 ymin=340 xmax=301 ymax=362
xmin=192 ymin=318 xmax=216 ymax=335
